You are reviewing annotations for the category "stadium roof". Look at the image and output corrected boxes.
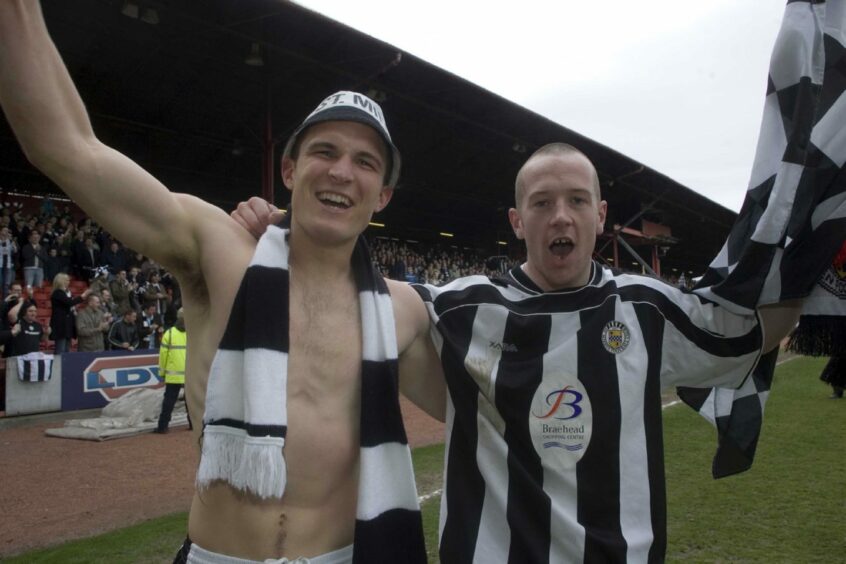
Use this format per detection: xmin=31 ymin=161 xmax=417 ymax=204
xmin=0 ymin=0 xmax=738 ymax=276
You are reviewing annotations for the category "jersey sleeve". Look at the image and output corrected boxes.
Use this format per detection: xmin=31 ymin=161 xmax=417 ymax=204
xmin=658 ymin=289 xmax=763 ymax=390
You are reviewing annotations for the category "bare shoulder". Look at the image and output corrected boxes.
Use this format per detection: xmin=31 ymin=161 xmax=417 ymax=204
xmin=386 ymin=279 xmax=429 ymax=353
xmin=386 ymin=279 xmax=427 ymax=326
xmin=174 ymin=193 xmax=256 ymax=253
xmin=172 ymin=193 xmax=257 ymax=308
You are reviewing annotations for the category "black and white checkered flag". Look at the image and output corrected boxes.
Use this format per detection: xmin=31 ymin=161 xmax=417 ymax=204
xmin=678 ymin=0 xmax=846 ymax=478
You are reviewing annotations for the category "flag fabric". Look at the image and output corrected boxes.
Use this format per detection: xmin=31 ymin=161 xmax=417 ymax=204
xmin=678 ymin=0 xmax=846 ymax=479
xmin=16 ymin=352 xmax=54 ymax=382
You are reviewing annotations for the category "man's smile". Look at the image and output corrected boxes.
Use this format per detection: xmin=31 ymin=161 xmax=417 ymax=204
xmin=316 ymin=191 xmax=352 ymax=209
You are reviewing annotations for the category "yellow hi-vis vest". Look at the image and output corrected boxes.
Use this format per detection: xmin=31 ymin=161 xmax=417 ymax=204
xmin=158 ymin=327 xmax=187 ymax=385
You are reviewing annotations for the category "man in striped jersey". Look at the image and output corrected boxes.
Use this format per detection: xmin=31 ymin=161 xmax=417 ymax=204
xmin=235 ymin=142 xmax=801 ymax=562
xmin=414 ymin=143 xmax=800 ymax=563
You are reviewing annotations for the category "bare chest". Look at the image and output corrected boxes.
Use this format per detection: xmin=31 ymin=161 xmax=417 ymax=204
xmin=187 ymin=276 xmax=365 ymax=559
xmin=283 ymin=282 xmax=362 ymax=506
xmin=287 ymin=283 xmax=362 ymax=396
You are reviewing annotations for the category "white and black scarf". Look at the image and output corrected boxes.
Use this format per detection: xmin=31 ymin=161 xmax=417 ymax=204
xmin=17 ymin=351 xmax=53 ymax=382
xmin=787 ymin=240 xmax=846 ymax=356
xmin=197 ymin=219 xmax=426 ymax=562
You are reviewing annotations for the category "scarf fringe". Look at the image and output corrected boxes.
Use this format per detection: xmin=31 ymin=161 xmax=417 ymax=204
xmin=197 ymin=431 xmax=287 ymax=499
xmin=787 ymin=315 xmax=846 ymax=356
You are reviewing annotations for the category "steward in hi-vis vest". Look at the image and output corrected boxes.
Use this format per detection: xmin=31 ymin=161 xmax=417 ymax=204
xmin=159 ymin=324 xmax=186 ymax=384
xmin=155 ymin=309 xmax=189 ymax=433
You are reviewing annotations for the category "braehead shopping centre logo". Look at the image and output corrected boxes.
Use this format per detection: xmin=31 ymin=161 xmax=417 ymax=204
xmin=530 ymin=382 xmax=593 ymax=468
xmin=83 ymin=354 xmax=162 ymax=401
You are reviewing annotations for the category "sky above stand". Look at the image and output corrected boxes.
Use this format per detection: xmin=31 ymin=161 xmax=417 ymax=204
xmin=297 ymin=1 xmax=788 ymax=211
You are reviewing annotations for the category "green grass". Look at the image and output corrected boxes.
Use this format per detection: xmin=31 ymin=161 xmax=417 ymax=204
xmin=8 ymin=356 xmax=844 ymax=563
xmin=3 ymin=512 xmax=188 ymax=564
xmin=412 ymin=443 xmax=446 ymax=563
xmin=412 ymin=443 xmax=446 ymax=501
xmin=422 ymin=495 xmax=442 ymax=563
xmin=665 ymin=355 xmax=846 ymax=563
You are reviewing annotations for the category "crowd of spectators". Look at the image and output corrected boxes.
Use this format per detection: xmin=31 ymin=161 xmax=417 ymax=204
xmin=0 ymin=197 xmax=521 ymax=357
xmin=0 ymin=196 xmax=704 ymax=347
xmin=0 ymin=196 xmax=525 ymax=358
xmin=0 ymin=197 xmax=181 ymax=356
xmin=370 ymin=237 xmax=511 ymax=285
xmin=0 ymin=195 xmax=706 ymax=359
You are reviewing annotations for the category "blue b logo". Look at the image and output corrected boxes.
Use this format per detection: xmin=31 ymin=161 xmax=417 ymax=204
xmin=533 ymin=386 xmax=583 ymax=420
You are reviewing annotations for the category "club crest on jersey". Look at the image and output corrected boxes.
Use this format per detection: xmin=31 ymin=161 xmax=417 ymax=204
xmin=601 ymin=320 xmax=630 ymax=354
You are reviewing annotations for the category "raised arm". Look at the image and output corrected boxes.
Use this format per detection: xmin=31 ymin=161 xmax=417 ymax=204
xmin=0 ymin=1 xmax=197 ymax=273
xmin=7 ymin=300 xmax=24 ymax=324
xmin=51 ymin=288 xmax=88 ymax=309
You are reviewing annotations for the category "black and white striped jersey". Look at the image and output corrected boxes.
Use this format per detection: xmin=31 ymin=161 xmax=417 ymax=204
xmin=414 ymin=262 xmax=763 ymax=564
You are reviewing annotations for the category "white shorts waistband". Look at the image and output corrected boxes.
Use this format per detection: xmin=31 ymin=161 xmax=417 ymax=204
xmin=186 ymin=541 xmax=353 ymax=564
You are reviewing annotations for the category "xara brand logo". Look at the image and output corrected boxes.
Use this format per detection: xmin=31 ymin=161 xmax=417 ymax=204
xmin=489 ymin=341 xmax=518 ymax=353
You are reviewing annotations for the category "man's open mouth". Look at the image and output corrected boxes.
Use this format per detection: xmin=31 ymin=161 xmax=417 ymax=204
xmin=317 ymin=192 xmax=352 ymax=209
xmin=549 ymin=237 xmax=574 ymax=257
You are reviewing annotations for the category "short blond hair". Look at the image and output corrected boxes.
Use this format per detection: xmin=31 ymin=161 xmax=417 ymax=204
xmin=514 ymin=143 xmax=601 ymax=206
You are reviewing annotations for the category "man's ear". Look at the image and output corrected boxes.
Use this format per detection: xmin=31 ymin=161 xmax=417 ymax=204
xmin=508 ymin=208 xmax=525 ymax=240
xmin=375 ymin=187 xmax=394 ymax=213
xmin=281 ymin=157 xmax=295 ymax=191
xmin=596 ymin=200 xmax=608 ymax=235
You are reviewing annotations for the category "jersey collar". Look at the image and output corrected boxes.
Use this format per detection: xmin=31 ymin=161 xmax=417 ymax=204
xmin=508 ymin=260 xmax=601 ymax=294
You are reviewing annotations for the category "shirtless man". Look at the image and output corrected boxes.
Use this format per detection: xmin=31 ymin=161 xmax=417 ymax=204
xmin=0 ymin=2 xmax=442 ymax=562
